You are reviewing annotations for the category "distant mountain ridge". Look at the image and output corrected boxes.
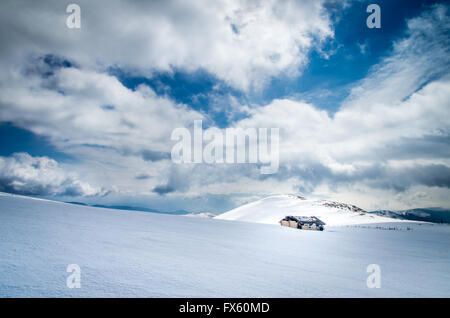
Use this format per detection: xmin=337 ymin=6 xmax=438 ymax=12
xmin=369 ymin=208 xmax=450 ymax=224
xmin=65 ymin=201 xmax=190 ymax=215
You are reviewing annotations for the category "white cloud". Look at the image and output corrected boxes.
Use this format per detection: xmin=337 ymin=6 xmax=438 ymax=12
xmin=0 ymin=153 xmax=107 ymax=196
xmin=0 ymin=64 xmax=203 ymax=155
xmin=0 ymin=58 xmax=207 ymax=198
xmin=237 ymin=5 xmax=450 ymax=165
xmin=0 ymin=0 xmax=332 ymax=91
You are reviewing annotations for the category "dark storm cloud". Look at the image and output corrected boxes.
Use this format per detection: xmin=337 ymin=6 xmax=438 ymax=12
xmin=141 ymin=150 xmax=171 ymax=162
xmin=345 ymin=134 xmax=450 ymax=162
xmin=259 ymin=160 xmax=450 ymax=196
xmin=152 ymin=184 xmax=175 ymax=195
xmin=135 ymin=173 xmax=151 ymax=180
xmin=151 ymin=165 xmax=192 ymax=195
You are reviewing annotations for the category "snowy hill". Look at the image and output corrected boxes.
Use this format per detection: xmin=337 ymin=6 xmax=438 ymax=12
xmin=215 ymin=195 xmax=404 ymax=226
xmin=1 ymin=192 xmax=449 ymax=297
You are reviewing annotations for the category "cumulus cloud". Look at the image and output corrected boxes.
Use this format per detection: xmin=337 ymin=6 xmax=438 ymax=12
xmin=0 ymin=0 xmax=333 ymax=91
xmin=216 ymin=4 xmax=450 ymax=208
xmin=144 ymin=4 xmax=449 ymax=209
xmin=0 ymin=56 xmax=203 ymax=200
xmin=0 ymin=153 xmax=107 ymax=196
xmin=0 ymin=60 xmax=203 ymax=157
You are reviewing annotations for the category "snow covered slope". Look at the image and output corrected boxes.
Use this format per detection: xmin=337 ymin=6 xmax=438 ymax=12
xmin=1 ymin=192 xmax=449 ymax=297
xmin=216 ymin=195 xmax=409 ymax=226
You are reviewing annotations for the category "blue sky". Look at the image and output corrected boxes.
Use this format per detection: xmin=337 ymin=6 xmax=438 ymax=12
xmin=0 ymin=122 xmax=71 ymax=161
xmin=0 ymin=0 xmax=449 ymax=212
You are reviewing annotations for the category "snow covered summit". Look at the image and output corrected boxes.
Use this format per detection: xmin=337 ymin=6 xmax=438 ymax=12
xmin=215 ymin=194 xmax=403 ymax=226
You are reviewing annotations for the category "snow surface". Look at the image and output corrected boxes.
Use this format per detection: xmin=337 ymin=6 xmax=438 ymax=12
xmin=0 ymin=192 xmax=449 ymax=297
xmin=215 ymin=195 xmax=410 ymax=226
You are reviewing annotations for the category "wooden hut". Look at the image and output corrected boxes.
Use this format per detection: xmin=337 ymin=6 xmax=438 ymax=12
xmin=279 ymin=216 xmax=325 ymax=231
